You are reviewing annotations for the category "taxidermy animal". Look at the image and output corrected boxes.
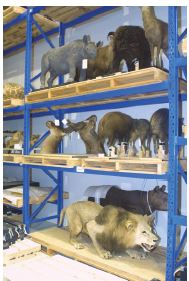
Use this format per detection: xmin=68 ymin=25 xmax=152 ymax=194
xmin=100 ymin=185 xmax=168 ymax=215
xmin=40 ymin=35 xmax=97 ymax=88
xmin=59 ymin=201 xmax=160 ymax=259
xmin=98 ymin=112 xmax=133 ymax=147
xmin=129 ymin=118 xmax=151 ymax=153
xmin=86 ymin=33 xmax=115 ymax=79
xmin=40 ymin=121 xmax=73 ymax=154
xmin=67 ymin=115 xmax=105 ymax=154
xmin=150 ymin=108 xmax=169 ymax=154
xmin=140 ymin=6 xmax=168 ymax=67
xmin=111 ymin=26 xmax=151 ymax=72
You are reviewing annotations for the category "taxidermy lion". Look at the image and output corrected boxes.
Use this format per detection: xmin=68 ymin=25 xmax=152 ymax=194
xmin=59 ymin=201 xmax=160 ymax=259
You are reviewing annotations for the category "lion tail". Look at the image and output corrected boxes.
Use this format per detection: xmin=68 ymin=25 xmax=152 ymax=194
xmin=58 ymin=207 xmax=67 ymax=227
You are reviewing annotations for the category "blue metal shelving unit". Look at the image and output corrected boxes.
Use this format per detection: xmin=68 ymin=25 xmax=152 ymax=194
xmin=3 ymin=6 xmax=187 ymax=281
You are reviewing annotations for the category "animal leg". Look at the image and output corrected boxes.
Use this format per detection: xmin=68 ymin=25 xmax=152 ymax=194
xmin=107 ymin=136 xmax=116 ymax=147
xmin=66 ymin=209 xmax=85 ymax=249
xmin=40 ymin=55 xmax=50 ymax=88
xmin=149 ymin=44 xmax=155 ymax=66
xmin=153 ymin=135 xmax=158 ymax=155
xmin=79 ymin=69 xmax=87 ymax=81
xmin=47 ymin=71 xmax=57 ymax=88
xmin=156 ymin=45 xmax=162 ymax=68
xmin=87 ymin=220 xmax=112 ymax=259
xmin=68 ymin=62 xmax=76 ymax=83
xmin=153 ymin=46 xmax=158 ymax=67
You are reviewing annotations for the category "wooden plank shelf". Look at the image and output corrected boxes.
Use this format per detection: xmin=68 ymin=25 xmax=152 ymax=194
xmin=30 ymin=227 xmax=166 ymax=281
xmin=3 ymin=98 xmax=24 ymax=108
xmin=3 ymin=238 xmax=41 ymax=265
xmin=3 ymin=153 xmax=24 ymax=163
xmin=25 ymin=68 xmax=187 ymax=106
xmin=22 ymin=154 xmax=168 ymax=175
xmin=81 ymin=156 xmax=168 ymax=175
xmin=4 ymin=6 xmax=58 ymax=53
xmin=24 ymin=154 xmax=86 ymax=167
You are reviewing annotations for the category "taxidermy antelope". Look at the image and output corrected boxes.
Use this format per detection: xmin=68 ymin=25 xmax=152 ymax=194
xmin=140 ymin=6 xmax=168 ymax=68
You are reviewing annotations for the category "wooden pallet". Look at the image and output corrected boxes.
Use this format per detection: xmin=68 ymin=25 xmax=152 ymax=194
xmin=3 ymin=153 xmax=24 ymax=163
xmin=4 ymin=7 xmax=58 ymax=52
xmin=24 ymin=154 xmax=86 ymax=167
xmin=25 ymin=68 xmax=187 ymax=105
xmin=4 ymin=252 xmax=127 ymax=281
xmin=3 ymin=98 xmax=24 ymax=108
xmin=30 ymin=227 xmax=166 ymax=281
xmin=39 ymin=6 xmax=100 ymax=23
xmin=3 ymin=238 xmax=41 ymax=265
xmin=81 ymin=156 xmax=168 ymax=174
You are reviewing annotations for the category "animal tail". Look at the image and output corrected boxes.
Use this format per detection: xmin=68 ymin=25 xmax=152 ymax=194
xmin=58 ymin=207 xmax=67 ymax=227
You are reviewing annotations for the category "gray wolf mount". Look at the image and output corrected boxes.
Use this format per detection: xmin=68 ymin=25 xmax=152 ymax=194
xmin=59 ymin=201 xmax=160 ymax=259
xmin=141 ymin=6 xmax=168 ymax=68
xmin=67 ymin=115 xmax=105 ymax=154
xmin=111 ymin=26 xmax=151 ymax=72
xmin=40 ymin=35 xmax=97 ymax=88
xmin=99 ymin=185 xmax=168 ymax=215
xmin=40 ymin=121 xmax=73 ymax=154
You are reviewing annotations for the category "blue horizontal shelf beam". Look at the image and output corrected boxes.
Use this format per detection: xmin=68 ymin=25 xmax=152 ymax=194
xmin=28 ymin=81 xmax=169 ymax=110
xmin=3 ymin=93 xmax=187 ymax=121
xmin=3 ymin=11 xmax=27 ymax=31
xmin=23 ymin=163 xmax=168 ymax=180
xmin=3 ymin=105 xmax=24 ymax=114
xmin=173 ymin=215 xmax=187 ymax=226
xmin=3 ymin=162 xmax=22 ymax=167
xmin=64 ymin=6 xmax=118 ymax=28
xmin=175 ymin=137 xmax=187 ymax=146
xmin=30 ymin=215 xmax=58 ymax=224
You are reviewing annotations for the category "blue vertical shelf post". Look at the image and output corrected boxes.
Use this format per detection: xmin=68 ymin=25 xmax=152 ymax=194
xmin=166 ymin=6 xmax=187 ymax=281
xmin=23 ymin=8 xmax=33 ymax=232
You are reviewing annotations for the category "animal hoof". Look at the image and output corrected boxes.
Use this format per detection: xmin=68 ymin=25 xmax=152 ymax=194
xmin=67 ymin=78 xmax=74 ymax=83
xmin=74 ymin=243 xmax=85 ymax=249
xmin=100 ymin=251 xmax=112 ymax=259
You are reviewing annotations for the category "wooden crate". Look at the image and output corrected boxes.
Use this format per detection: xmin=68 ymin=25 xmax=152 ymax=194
xmin=81 ymin=157 xmax=168 ymax=175
xmin=24 ymin=154 xmax=86 ymax=167
xmin=3 ymin=98 xmax=24 ymax=108
xmin=3 ymin=154 xmax=24 ymax=163
xmin=25 ymin=68 xmax=187 ymax=105
xmin=30 ymin=227 xmax=166 ymax=281
xmin=4 ymin=7 xmax=58 ymax=52
xmin=3 ymin=238 xmax=41 ymax=265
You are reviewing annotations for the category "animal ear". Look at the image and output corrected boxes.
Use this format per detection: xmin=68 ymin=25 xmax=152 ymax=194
xmin=107 ymin=31 xmax=115 ymax=40
xmin=147 ymin=215 xmax=155 ymax=226
xmin=125 ymin=220 xmax=135 ymax=231
xmin=83 ymin=35 xmax=91 ymax=45
xmin=88 ymin=115 xmax=97 ymax=123
xmin=160 ymin=185 xmax=166 ymax=192
xmin=46 ymin=121 xmax=54 ymax=128
xmin=96 ymin=41 xmax=103 ymax=48
xmin=154 ymin=186 xmax=160 ymax=192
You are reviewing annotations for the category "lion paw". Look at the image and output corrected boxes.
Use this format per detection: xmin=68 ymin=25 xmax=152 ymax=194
xmin=74 ymin=243 xmax=85 ymax=249
xmin=100 ymin=250 xmax=112 ymax=259
xmin=126 ymin=249 xmax=147 ymax=260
